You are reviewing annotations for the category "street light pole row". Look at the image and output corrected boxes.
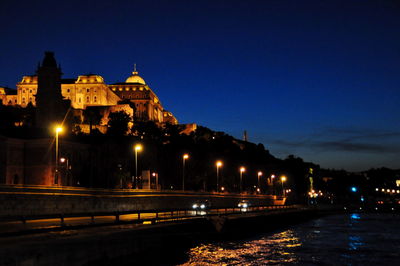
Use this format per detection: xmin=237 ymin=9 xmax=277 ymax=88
xmin=54 ymin=131 xmax=287 ymax=194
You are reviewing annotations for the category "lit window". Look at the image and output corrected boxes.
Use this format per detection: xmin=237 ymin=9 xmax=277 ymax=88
xmin=112 ymin=88 xmax=116 ymax=91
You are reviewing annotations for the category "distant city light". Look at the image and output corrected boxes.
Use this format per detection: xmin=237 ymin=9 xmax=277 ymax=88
xmin=351 ymin=187 xmax=357 ymax=192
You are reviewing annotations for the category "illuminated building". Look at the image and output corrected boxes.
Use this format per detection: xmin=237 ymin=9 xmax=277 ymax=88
xmin=1 ymin=52 xmax=178 ymax=127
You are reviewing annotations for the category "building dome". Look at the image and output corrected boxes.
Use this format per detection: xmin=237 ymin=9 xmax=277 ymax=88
xmin=125 ymin=68 xmax=146 ymax=84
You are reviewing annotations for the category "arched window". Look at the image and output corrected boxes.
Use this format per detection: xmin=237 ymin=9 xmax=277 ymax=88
xmin=94 ymin=96 xmax=97 ymax=102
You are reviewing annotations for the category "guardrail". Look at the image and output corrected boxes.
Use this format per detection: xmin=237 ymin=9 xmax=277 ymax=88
xmin=0 ymin=205 xmax=296 ymax=236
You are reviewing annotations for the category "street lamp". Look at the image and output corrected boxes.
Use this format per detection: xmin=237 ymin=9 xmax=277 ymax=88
xmin=60 ymin=157 xmax=70 ymax=186
xmin=55 ymin=126 xmax=63 ymax=185
xmin=270 ymin=174 xmax=276 ymax=195
xmin=134 ymin=144 xmax=143 ymax=189
xmin=257 ymin=171 xmax=263 ymax=193
xmin=240 ymin=167 xmax=246 ymax=193
xmin=216 ymin=160 xmax=222 ymax=192
xmin=182 ymin=153 xmax=189 ymax=191
xmin=281 ymin=175 xmax=287 ymax=196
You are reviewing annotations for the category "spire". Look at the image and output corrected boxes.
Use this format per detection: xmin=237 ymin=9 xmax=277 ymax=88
xmin=132 ymin=63 xmax=138 ymax=75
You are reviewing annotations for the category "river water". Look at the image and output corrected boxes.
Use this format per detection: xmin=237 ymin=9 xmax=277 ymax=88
xmin=179 ymin=213 xmax=400 ymax=265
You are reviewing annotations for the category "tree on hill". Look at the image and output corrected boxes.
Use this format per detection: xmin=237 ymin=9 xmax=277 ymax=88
xmin=83 ymin=108 xmax=103 ymax=135
xmin=107 ymin=111 xmax=132 ymax=136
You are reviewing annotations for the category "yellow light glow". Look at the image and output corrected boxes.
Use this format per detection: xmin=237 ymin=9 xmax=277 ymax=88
xmin=55 ymin=126 xmax=63 ymax=133
xmin=134 ymin=144 xmax=143 ymax=152
xmin=216 ymin=161 xmax=223 ymax=167
xmin=60 ymin=157 xmax=66 ymax=163
xmin=240 ymin=167 xmax=246 ymax=173
xmin=258 ymin=171 xmax=263 ymax=176
xmin=271 ymin=174 xmax=275 ymax=179
xmin=183 ymin=154 xmax=189 ymax=160
xmin=281 ymin=176 xmax=287 ymax=182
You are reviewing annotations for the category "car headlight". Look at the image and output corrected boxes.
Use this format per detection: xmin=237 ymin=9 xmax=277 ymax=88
xmin=192 ymin=204 xmax=198 ymax=209
xmin=200 ymin=204 xmax=205 ymax=209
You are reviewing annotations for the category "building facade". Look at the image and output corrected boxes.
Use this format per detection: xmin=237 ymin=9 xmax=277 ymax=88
xmin=1 ymin=53 xmax=177 ymax=126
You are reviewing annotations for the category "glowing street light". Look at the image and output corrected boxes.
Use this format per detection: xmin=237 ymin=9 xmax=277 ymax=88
xmin=60 ymin=157 xmax=71 ymax=186
xmin=182 ymin=153 xmax=189 ymax=191
xmin=281 ymin=175 xmax=287 ymax=196
xmin=134 ymin=144 xmax=143 ymax=189
xmin=257 ymin=171 xmax=263 ymax=193
xmin=240 ymin=167 xmax=246 ymax=193
xmin=270 ymin=174 xmax=276 ymax=195
xmin=216 ymin=160 xmax=223 ymax=192
xmin=54 ymin=125 xmax=63 ymax=185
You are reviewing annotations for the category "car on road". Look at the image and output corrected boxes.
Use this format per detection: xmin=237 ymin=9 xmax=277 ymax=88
xmin=238 ymin=200 xmax=250 ymax=211
xmin=192 ymin=200 xmax=211 ymax=210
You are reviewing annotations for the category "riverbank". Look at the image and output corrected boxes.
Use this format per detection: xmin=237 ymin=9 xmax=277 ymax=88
xmin=0 ymin=206 xmax=341 ymax=266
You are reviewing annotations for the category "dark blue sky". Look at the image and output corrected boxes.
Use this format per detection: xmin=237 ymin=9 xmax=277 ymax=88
xmin=1 ymin=0 xmax=399 ymax=171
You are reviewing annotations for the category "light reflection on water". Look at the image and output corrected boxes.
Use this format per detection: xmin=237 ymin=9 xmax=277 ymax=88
xmin=180 ymin=213 xmax=400 ymax=265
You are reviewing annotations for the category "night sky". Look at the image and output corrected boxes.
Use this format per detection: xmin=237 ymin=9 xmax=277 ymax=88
xmin=1 ymin=0 xmax=399 ymax=171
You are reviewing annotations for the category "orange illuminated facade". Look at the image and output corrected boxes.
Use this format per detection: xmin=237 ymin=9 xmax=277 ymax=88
xmin=1 ymin=59 xmax=177 ymax=125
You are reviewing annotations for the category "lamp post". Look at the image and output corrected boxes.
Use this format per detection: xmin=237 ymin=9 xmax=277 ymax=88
xmin=60 ymin=157 xmax=69 ymax=186
xmin=271 ymin=174 xmax=275 ymax=195
xmin=257 ymin=171 xmax=263 ymax=193
xmin=216 ymin=161 xmax=222 ymax=192
xmin=134 ymin=144 xmax=142 ymax=189
xmin=281 ymin=175 xmax=287 ymax=196
xmin=240 ymin=167 xmax=246 ymax=193
xmin=182 ymin=153 xmax=189 ymax=191
xmin=55 ymin=126 xmax=63 ymax=185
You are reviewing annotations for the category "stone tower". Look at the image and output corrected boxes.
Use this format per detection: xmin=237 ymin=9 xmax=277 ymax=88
xmin=35 ymin=52 xmax=66 ymax=129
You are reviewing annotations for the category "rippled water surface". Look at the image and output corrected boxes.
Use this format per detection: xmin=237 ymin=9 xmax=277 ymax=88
xmin=180 ymin=213 xmax=400 ymax=265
